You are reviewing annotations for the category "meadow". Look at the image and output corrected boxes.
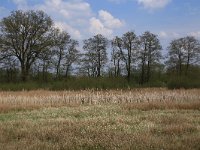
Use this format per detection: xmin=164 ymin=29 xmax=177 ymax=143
xmin=0 ymin=88 xmax=200 ymax=149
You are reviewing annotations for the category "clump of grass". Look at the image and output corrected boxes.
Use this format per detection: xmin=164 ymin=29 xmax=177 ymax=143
xmin=122 ymin=102 xmax=200 ymax=111
xmin=0 ymin=104 xmax=41 ymax=113
xmin=157 ymin=124 xmax=197 ymax=135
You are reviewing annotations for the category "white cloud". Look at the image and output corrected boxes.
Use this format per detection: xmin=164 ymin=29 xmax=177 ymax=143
xmin=0 ymin=7 xmax=10 ymax=19
xmin=108 ymin=0 xmax=171 ymax=10
xmin=99 ymin=10 xmax=124 ymax=29
xmin=12 ymin=0 xmax=93 ymax=39
xmin=89 ymin=10 xmax=124 ymax=38
xmin=190 ymin=31 xmax=200 ymax=38
xmin=158 ymin=31 xmax=180 ymax=39
xmin=11 ymin=0 xmax=124 ymax=39
xmin=55 ymin=22 xmax=82 ymax=39
xmin=159 ymin=31 xmax=168 ymax=38
xmin=12 ymin=0 xmax=28 ymax=9
xmin=159 ymin=30 xmax=200 ymax=40
xmin=89 ymin=17 xmax=113 ymax=37
xmin=137 ymin=0 xmax=171 ymax=10
xmin=12 ymin=0 xmax=27 ymax=5
xmin=40 ymin=0 xmax=92 ymax=19
xmin=59 ymin=9 xmax=70 ymax=18
xmin=48 ymin=0 xmax=62 ymax=7
xmin=107 ymin=0 xmax=127 ymax=4
xmin=172 ymin=32 xmax=180 ymax=38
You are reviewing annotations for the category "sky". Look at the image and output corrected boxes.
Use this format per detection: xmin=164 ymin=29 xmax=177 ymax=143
xmin=0 ymin=0 xmax=200 ymax=49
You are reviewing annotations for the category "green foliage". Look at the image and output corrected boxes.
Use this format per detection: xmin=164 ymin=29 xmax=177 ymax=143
xmin=48 ymin=77 xmax=136 ymax=90
xmin=0 ymin=82 xmax=49 ymax=91
xmin=0 ymin=77 xmax=137 ymax=91
xmin=0 ymin=73 xmax=199 ymax=91
xmin=167 ymin=76 xmax=200 ymax=89
xmin=167 ymin=66 xmax=200 ymax=89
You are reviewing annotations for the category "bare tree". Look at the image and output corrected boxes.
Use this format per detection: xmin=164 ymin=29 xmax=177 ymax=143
xmin=64 ymin=39 xmax=80 ymax=77
xmin=138 ymin=31 xmax=162 ymax=84
xmin=38 ymin=47 xmax=54 ymax=81
xmin=121 ymin=31 xmax=138 ymax=81
xmin=111 ymin=36 xmax=123 ymax=77
xmin=83 ymin=34 xmax=108 ymax=77
xmin=167 ymin=39 xmax=184 ymax=76
xmin=0 ymin=55 xmax=19 ymax=82
xmin=80 ymin=52 xmax=96 ymax=77
xmin=166 ymin=36 xmax=199 ymax=76
xmin=182 ymin=36 xmax=200 ymax=75
xmin=0 ymin=10 xmax=54 ymax=81
xmin=53 ymin=30 xmax=70 ymax=79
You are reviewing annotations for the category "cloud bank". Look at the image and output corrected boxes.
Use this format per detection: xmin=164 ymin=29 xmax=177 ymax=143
xmin=137 ymin=0 xmax=171 ymax=10
xmin=12 ymin=0 xmax=124 ymax=39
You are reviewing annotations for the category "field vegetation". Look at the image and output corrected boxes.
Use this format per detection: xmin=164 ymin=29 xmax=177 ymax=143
xmin=0 ymin=88 xmax=200 ymax=150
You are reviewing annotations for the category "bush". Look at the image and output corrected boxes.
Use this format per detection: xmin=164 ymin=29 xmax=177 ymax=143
xmin=50 ymin=77 xmax=135 ymax=90
xmin=0 ymin=77 xmax=137 ymax=91
xmin=167 ymin=76 xmax=200 ymax=89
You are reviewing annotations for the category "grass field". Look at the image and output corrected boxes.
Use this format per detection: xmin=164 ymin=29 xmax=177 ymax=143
xmin=0 ymin=88 xmax=200 ymax=150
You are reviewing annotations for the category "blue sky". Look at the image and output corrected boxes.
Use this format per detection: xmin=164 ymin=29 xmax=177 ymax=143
xmin=0 ymin=0 xmax=200 ymax=48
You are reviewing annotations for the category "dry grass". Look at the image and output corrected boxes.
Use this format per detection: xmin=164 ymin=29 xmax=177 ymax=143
xmin=122 ymin=101 xmax=200 ymax=111
xmin=0 ymin=88 xmax=200 ymax=149
xmin=0 ymin=88 xmax=200 ymax=112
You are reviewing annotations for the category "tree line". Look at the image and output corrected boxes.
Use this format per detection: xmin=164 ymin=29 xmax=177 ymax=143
xmin=0 ymin=10 xmax=200 ymax=87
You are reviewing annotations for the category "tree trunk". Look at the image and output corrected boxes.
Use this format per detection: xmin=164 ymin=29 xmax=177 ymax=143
xmin=113 ymin=57 xmax=117 ymax=77
xmin=185 ymin=54 xmax=190 ymax=76
xmin=127 ymin=47 xmax=131 ymax=82
xmin=56 ymin=48 xmax=63 ymax=79
xmin=21 ymin=63 xmax=29 ymax=82
xmin=117 ymin=59 xmax=120 ymax=77
xmin=146 ymin=44 xmax=152 ymax=83
xmin=97 ymin=50 xmax=101 ymax=77
xmin=42 ymin=62 xmax=46 ymax=82
xmin=141 ymin=58 xmax=145 ymax=85
xmin=147 ymin=60 xmax=151 ymax=82
xmin=65 ymin=65 xmax=70 ymax=78
xmin=179 ymin=57 xmax=182 ymax=76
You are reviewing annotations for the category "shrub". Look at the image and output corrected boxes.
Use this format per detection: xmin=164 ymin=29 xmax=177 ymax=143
xmin=167 ymin=76 xmax=200 ymax=89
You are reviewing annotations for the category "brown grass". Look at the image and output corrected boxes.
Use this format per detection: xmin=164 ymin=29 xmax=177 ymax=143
xmin=0 ymin=106 xmax=199 ymax=150
xmin=0 ymin=88 xmax=200 ymax=112
xmin=0 ymin=88 xmax=200 ymax=149
xmin=122 ymin=101 xmax=200 ymax=111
